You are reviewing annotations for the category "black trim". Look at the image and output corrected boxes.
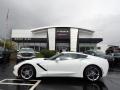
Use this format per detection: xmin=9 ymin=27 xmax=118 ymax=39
xmin=77 ymin=30 xmax=79 ymax=52
xmin=56 ymin=39 xmax=70 ymax=43
xmin=12 ymin=38 xmax=47 ymax=43
xmin=55 ymin=28 xmax=57 ymax=50
xmin=55 ymin=27 xmax=70 ymax=51
xmin=69 ymin=28 xmax=71 ymax=51
xmin=37 ymin=63 xmax=47 ymax=71
xmin=47 ymin=30 xmax=49 ymax=49
xmin=78 ymin=38 xmax=103 ymax=43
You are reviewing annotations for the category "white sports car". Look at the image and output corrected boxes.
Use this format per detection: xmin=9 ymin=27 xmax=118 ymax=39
xmin=13 ymin=52 xmax=109 ymax=81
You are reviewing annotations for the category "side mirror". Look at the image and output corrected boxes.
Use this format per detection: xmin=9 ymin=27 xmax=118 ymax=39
xmin=56 ymin=58 xmax=60 ymax=62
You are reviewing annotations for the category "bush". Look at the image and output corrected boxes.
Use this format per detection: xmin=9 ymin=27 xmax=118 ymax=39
xmin=40 ymin=49 xmax=56 ymax=58
xmin=36 ymin=53 xmax=44 ymax=58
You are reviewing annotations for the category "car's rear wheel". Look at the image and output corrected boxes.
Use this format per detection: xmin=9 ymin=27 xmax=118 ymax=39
xmin=84 ymin=65 xmax=102 ymax=82
xmin=19 ymin=64 xmax=36 ymax=80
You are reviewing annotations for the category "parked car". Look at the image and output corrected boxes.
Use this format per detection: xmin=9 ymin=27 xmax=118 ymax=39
xmin=111 ymin=52 xmax=120 ymax=63
xmin=17 ymin=48 xmax=36 ymax=63
xmin=84 ymin=50 xmax=114 ymax=63
xmin=13 ymin=52 xmax=109 ymax=82
xmin=0 ymin=47 xmax=10 ymax=62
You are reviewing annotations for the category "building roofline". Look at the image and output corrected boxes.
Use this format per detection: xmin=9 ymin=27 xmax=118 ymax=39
xmin=31 ymin=26 xmax=94 ymax=33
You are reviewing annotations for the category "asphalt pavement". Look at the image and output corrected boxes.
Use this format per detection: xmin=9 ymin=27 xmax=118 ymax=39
xmin=0 ymin=61 xmax=120 ymax=90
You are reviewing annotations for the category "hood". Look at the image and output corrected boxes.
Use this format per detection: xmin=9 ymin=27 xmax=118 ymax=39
xmin=18 ymin=51 xmax=34 ymax=53
xmin=25 ymin=58 xmax=45 ymax=63
xmin=16 ymin=58 xmax=45 ymax=66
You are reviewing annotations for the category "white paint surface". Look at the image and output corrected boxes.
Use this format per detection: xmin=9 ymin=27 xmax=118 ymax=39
xmin=12 ymin=29 xmax=47 ymax=38
xmin=70 ymin=28 xmax=78 ymax=51
xmin=48 ymin=28 xmax=55 ymax=50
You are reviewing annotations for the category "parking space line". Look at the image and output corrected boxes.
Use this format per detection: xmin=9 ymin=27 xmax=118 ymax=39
xmin=29 ymin=80 xmax=41 ymax=90
xmin=3 ymin=78 xmax=38 ymax=82
xmin=0 ymin=82 xmax=34 ymax=86
xmin=0 ymin=79 xmax=41 ymax=90
xmin=0 ymin=79 xmax=7 ymax=83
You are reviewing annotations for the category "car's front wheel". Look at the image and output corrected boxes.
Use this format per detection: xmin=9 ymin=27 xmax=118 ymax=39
xmin=84 ymin=65 xmax=102 ymax=82
xmin=19 ymin=64 xmax=36 ymax=80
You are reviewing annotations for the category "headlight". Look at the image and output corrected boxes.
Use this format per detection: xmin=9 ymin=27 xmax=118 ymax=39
xmin=17 ymin=53 xmax=21 ymax=56
xmin=17 ymin=53 xmax=22 ymax=59
xmin=32 ymin=53 xmax=36 ymax=57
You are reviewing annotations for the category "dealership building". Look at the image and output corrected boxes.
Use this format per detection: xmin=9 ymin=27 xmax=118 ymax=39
xmin=12 ymin=26 xmax=103 ymax=52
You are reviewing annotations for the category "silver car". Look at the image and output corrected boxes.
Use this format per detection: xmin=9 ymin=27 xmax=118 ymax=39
xmin=17 ymin=48 xmax=36 ymax=63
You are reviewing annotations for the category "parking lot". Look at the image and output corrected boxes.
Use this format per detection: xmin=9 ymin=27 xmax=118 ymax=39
xmin=0 ymin=61 xmax=120 ymax=90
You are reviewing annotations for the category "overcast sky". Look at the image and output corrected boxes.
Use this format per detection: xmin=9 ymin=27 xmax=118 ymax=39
xmin=0 ymin=0 xmax=120 ymax=46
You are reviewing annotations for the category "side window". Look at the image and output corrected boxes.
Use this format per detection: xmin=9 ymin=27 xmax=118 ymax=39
xmin=69 ymin=54 xmax=87 ymax=59
xmin=76 ymin=54 xmax=87 ymax=58
xmin=56 ymin=54 xmax=72 ymax=60
xmin=55 ymin=53 xmax=87 ymax=60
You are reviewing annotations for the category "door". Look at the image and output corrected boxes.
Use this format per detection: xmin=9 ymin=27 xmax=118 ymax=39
xmin=45 ymin=53 xmax=83 ymax=76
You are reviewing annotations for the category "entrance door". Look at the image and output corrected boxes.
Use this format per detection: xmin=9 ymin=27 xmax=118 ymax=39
xmin=56 ymin=43 xmax=70 ymax=52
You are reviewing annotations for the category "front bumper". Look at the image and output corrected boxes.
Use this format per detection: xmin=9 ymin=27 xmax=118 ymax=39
xmin=13 ymin=65 xmax=19 ymax=77
xmin=13 ymin=70 xmax=18 ymax=77
xmin=17 ymin=56 xmax=35 ymax=60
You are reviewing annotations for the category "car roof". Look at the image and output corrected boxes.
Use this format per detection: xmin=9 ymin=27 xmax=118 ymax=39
xmin=61 ymin=52 xmax=86 ymax=55
xmin=20 ymin=48 xmax=33 ymax=49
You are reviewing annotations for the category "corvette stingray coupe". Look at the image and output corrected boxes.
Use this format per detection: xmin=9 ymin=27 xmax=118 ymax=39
xmin=13 ymin=52 xmax=109 ymax=81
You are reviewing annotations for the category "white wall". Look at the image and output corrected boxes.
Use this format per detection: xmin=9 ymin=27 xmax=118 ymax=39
xmin=48 ymin=28 xmax=55 ymax=50
xmin=32 ymin=30 xmax=47 ymax=38
xmin=12 ymin=29 xmax=47 ymax=38
xmin=12 ymin=29 xmax=32 ymax=38
xmin=70 ymin=28 xmax=78 ymax=52
xmin=79 ymin=29 xmax=93 ymax=38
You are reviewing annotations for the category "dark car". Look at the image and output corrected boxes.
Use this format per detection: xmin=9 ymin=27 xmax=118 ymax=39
xmin=84 ymin=50 xmax=114 ymax=63
xmin=0 ymin=47 xmax=10 ymax=63
xmin=112 ymin=52 xmax=120 ymax=63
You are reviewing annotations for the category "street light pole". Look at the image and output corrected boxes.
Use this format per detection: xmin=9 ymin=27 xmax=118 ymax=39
xmin=3 ymin=9 xmax=9 ymax=49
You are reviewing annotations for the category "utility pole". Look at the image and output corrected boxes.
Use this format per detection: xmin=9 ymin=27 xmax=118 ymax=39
xmin=3 ymin=9 xmax=9 ymax=49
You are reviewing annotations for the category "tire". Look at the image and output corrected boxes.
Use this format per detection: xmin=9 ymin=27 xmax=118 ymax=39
xmin=84 ymin=65 xmax=102 ymax=82
xmin=19 ymin=64 xmax=36 ymax=80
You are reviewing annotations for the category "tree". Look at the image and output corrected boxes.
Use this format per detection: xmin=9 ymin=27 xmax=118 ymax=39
xmin=0 ymin=39 xmax=16 ymax=50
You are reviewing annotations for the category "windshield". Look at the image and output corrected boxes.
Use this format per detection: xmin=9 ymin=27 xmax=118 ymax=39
xmin=95 ymin=51 xmax=105 ymax=56
xmin=19 ymin=48 xmax=34 ymax=52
